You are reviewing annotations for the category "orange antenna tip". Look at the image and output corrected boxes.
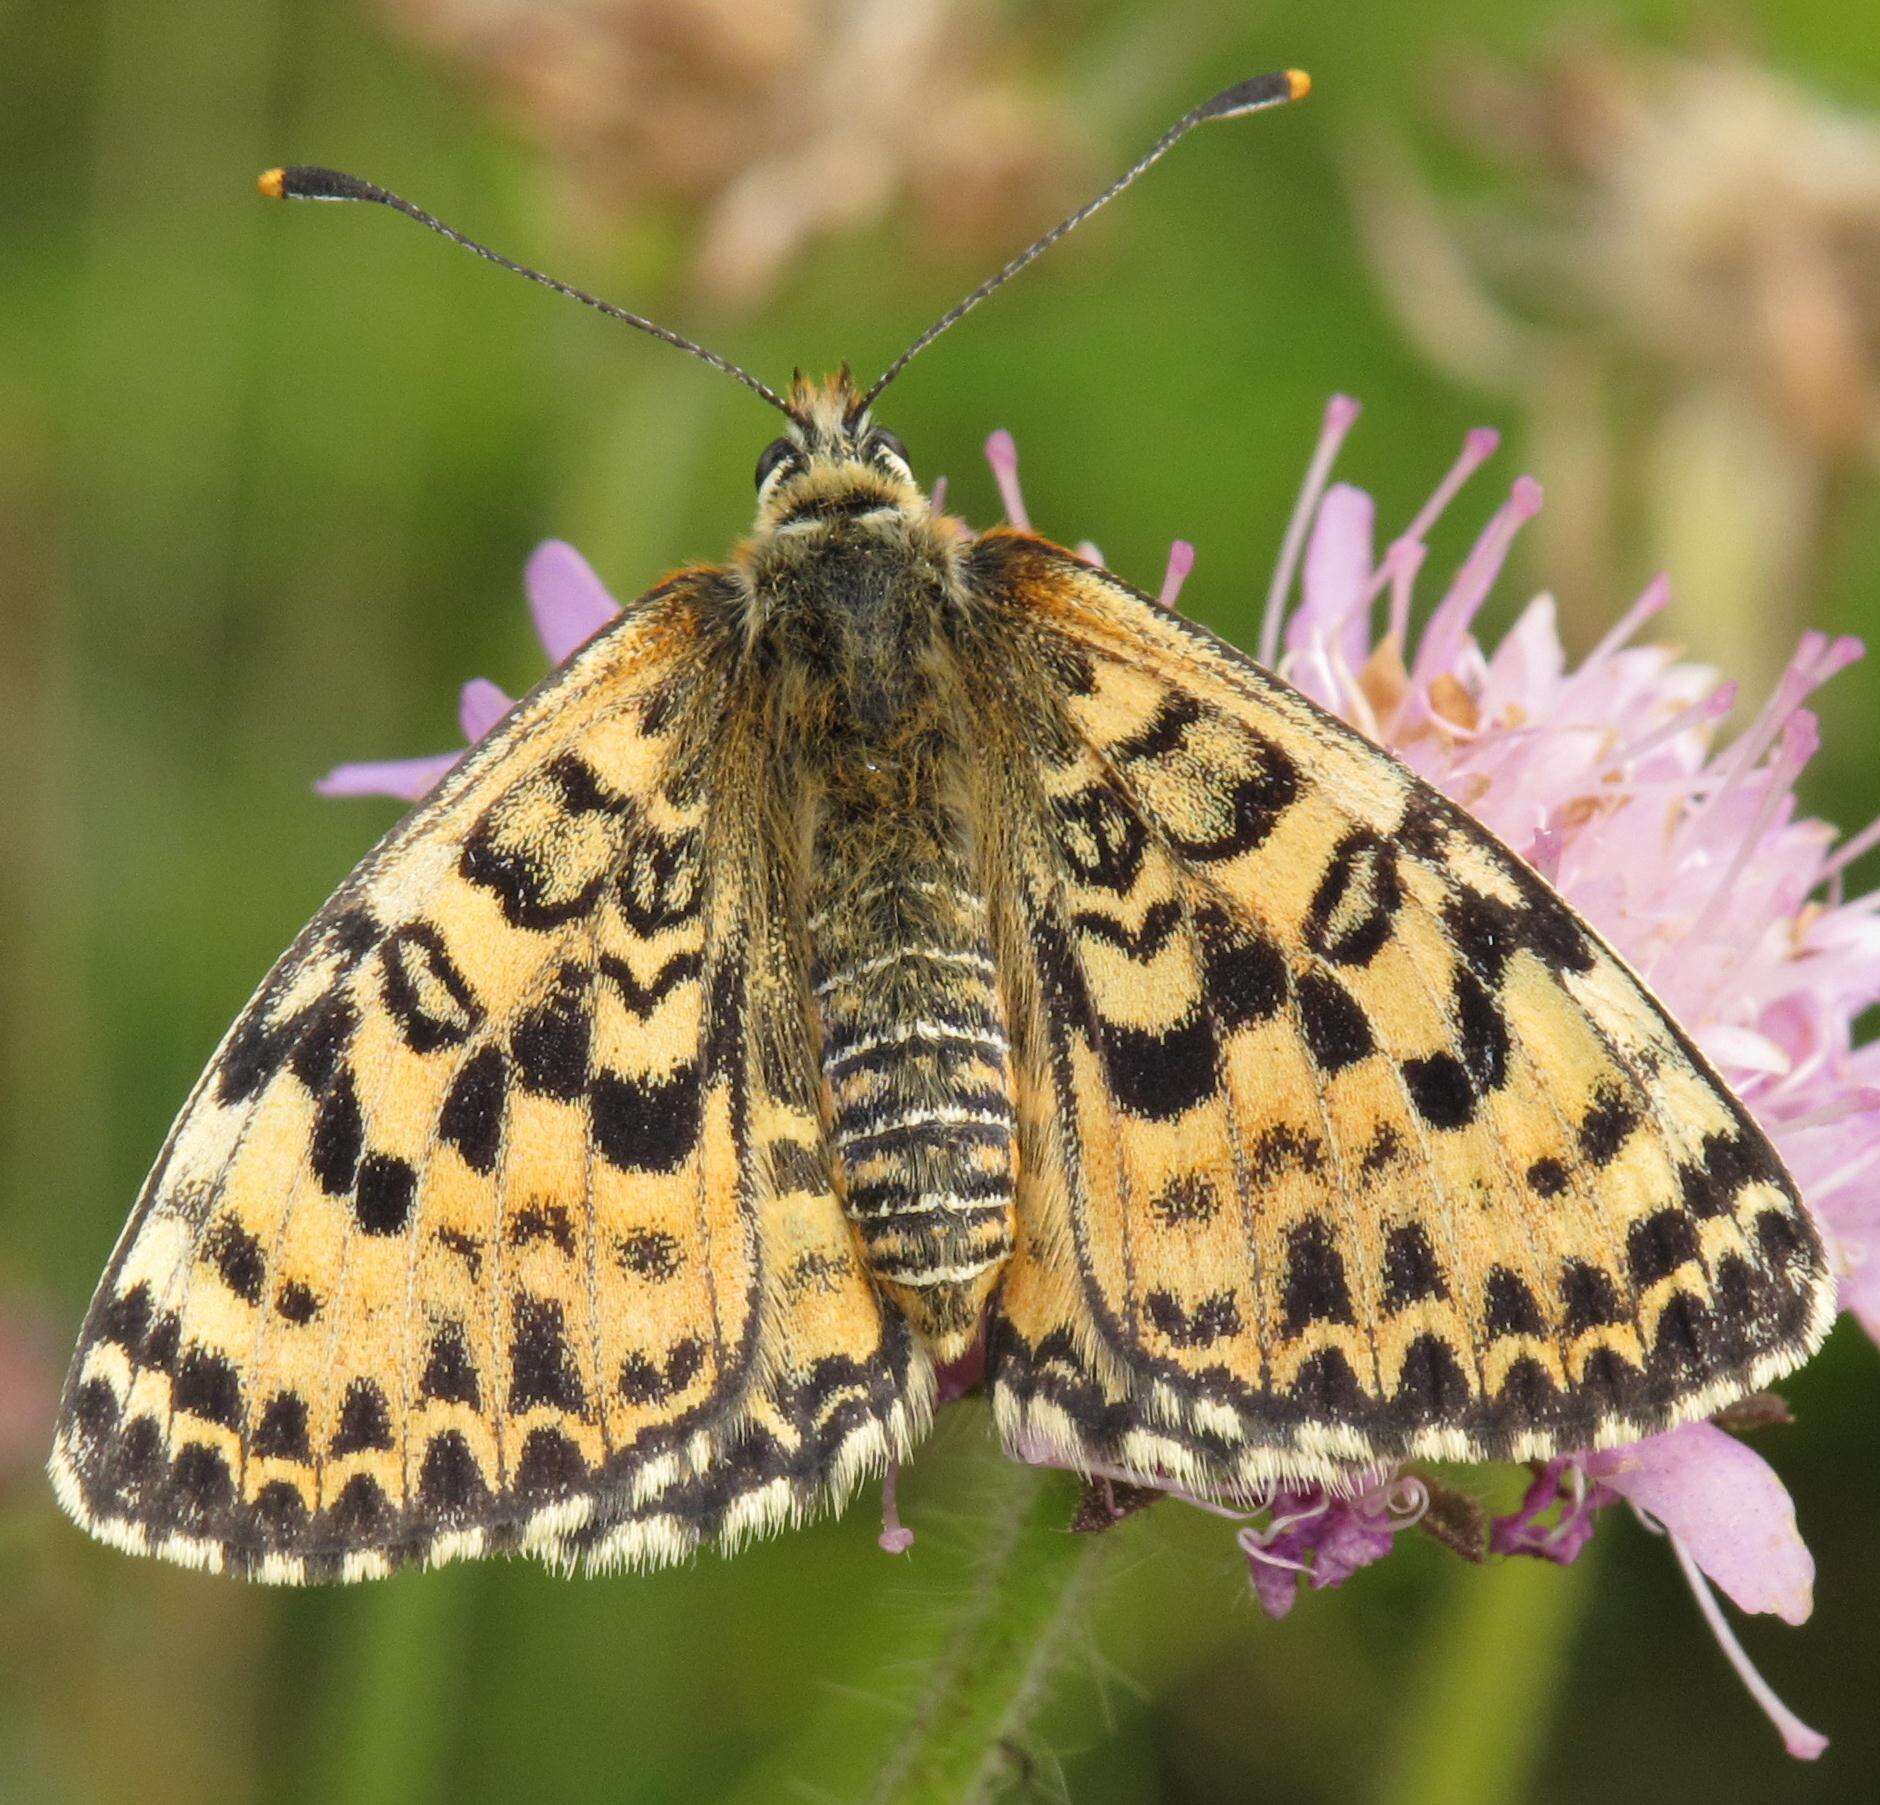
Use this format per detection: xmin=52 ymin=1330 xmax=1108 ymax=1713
xmin=257 ymin=167 xmax=287 ymax=199
xmin=1287 ymin=69 xmax=1312 ymax=101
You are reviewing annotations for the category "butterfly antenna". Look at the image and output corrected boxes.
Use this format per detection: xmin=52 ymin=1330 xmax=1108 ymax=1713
xmin=856 ymin=69 xmax=1310 ymax=416
xmin=257 ymin=165 xmax=795 ymax=418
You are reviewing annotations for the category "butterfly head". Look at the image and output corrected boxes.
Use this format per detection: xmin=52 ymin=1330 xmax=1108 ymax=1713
xmin=751 ymin=368 xmax=922 ymax=537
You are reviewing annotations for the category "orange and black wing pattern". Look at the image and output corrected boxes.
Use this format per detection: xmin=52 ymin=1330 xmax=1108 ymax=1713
xmin=51 ymin=571 xmax=926 ymax=1581
xmin=966 ymin=532 xmax=1833 ymax=1496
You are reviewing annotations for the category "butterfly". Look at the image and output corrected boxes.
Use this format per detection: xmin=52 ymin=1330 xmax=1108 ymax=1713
xmin=50 ymin=70 xmax=1831 ymax=1583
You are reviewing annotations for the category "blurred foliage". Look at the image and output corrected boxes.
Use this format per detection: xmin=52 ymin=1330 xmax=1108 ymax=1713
xmin=1 ymin=1 xmax=1877 ymax=1801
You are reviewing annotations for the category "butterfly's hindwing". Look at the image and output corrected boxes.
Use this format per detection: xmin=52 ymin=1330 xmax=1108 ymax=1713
xmin=970 ymin=534 xmax=1833 ymax=1492
xmin=51 ymin=570 xmax=927 ymax=1580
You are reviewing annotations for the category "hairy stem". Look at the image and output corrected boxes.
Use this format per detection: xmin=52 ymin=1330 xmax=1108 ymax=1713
xmin=864 ymin=1463 xmax=1104 ymax=1805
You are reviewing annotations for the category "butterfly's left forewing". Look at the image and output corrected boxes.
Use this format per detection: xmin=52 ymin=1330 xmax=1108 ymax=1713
xmin=52 ymin=570 xmax=926 ymax=1581
xmin=968 ymin=533 xmax=1833 ymax=1496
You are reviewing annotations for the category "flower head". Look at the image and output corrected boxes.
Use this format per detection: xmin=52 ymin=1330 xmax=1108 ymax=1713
xmin=379 ymin=0 xmax=1076 ymax=306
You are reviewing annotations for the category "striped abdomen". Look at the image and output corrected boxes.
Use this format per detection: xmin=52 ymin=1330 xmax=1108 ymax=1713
xmin=810 ymin=802 xmax=1015 ymax=1358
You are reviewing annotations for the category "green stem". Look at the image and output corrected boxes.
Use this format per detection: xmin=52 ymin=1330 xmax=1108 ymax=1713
xmin=865 ymin=1465 xmax=1104 ymax=1805
xmin=1373 ymin=1545 xmax=1597 ymax=1805
xmin=301 ymin=1572 xmax=476 ymax=1805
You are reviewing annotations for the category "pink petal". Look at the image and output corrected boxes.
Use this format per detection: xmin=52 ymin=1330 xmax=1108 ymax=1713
xmin=525 ymin=540 xmax=622 ymax=665
xmin=314 ymin=752 xmax=460 ymax=802
xmin=1292 ymin=483 xmax=1374 ymax=663
xmin=1603 ymin=1423 xmax=1815 ymax=1624
xmin=458 ymin=678 xmax=513 ymax=743
xmin=984 ymin=430 xmax=1030 ymax=529
xmin=1260 ymin=393 xmax=1361 ymax=666
xmin=1158 ymin=540 xmax=1195 ymax=610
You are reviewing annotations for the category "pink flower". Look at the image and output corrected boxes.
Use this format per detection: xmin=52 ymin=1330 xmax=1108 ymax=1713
xmin=316 ymin=540 xmax=621 ymax=800
xmin=1491 ymin=1422 xmax=1823 ymax=1758
xmin=1237 ymin=1474 xmax=1428 ymax=1621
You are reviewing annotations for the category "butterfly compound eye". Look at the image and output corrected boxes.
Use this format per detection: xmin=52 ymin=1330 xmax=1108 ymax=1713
xmin=754 ymin=437 xmax=799 ymax=494
xmin=866 ymin=429 xmax=912 ymax=480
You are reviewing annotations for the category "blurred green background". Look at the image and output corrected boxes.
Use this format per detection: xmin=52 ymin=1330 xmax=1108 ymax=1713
xmin=3 ymin=1 xmax=1878 ymax=1800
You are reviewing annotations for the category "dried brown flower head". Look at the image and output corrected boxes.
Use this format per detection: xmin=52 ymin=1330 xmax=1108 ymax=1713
xmin=384 ymin=0 xmax=1077 ymax=307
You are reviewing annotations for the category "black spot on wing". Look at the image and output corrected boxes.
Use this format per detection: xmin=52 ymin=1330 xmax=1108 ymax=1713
xmin=1381 ymin=1223 xmax=1447 ymax=1313
xmin=202 ymin=1215 xmax=265 ymax=1305
xmin=1647 ymin=1290 xmax=1715 ymax=1390
xmin=511 ymin=962 xmax=593 ymax=1100
xmin=1579 ymin=1082 xmax=1640 ymax=1166
xmin=141 ymin=1311 xmax=180 ymax=1376
xmin=353 ymin=1152 xmax=417 ymax=1236
xmin=515 ymin=1426 xmax=590 ymax=1498
xmin=166 ymin=1442 xmax=234 ymax=1525
xmin=1111 ymin=692 xmax=1204 ymax=763
xmin=1627 ymin=1208 xmax=1700 ymax=1286
xmin=1281 ymin=1217 xmax=1353 ymax=1335
xmin=252 ymin=1479 xmax=307 ymax=1537
xmin=1494 ymin=1357 xmax=1563 ymax=1426
xmin=420 ymin=1324 xmax=481 ymax=1408
xmin=1143 ymin=1289 xmax=1243 ymax=1349
xmin=600 ymin=950 xmax=702 ymax=1017
xmin=1072 ymin=898 xmax=1184 ymax=961
xmin=326 ymin=1471 xmax=394 ymax=1541
xmin=253 ymin=1392 xmax=311 ymax=1460
xmin=1578 ymin=1345 xmax=1645 ymax=1414
xmin=1288 ymin=1347 xmax=1368 ymax=1419
xmin=418 ymin=1430 xmax=489 ymax=1516
xmin=1402 ymin=1052 xmax=1477 ymax=1129
xmin=440 ymin=1046 xmax=508 ymax=1175
xmin=1483 ymin=1267 xmax=1547 ymax=1340
xmin=1526 ymin=1156 xmax=1569 ymax=1198
xmin=1681 ymin=1127 xmax=1790 ymax=1219
xmin=173 ymin=1346 xmax=243 ymax=1429
xmin=508 ymin=1295 xmax=587 ymax=1413
xmin=1389 ymin=1334 xmax=1471 ymax=1425
xmin=1303 ymin=829 xmax=1403 ymax=967
xmin=1452 ymin=969 xmax=1510 ymax=1091
xmin=1248 ymin=1123 xmax=1326 ymax=1180
xmin=618 ymin=1229 xmax=683 ymax=1280
xmin=379 ymin=923 xmax=484 ymax=1053
xmin=97 ymin=1282 xmax=153 ymax=1354
xmin=71 ymin=1378 xmax=119 ymax=1441
xmin=310 ymin=1072 xmax=365 ymax=1194
xmin=619 ymin=1336 xmax=707 ymax=1405
xmin=330 ymin=1379 xmax=393 ymax=1455
xmin=1441 ymin=887 xmax=1526 ymax=987
xmin=1097 ymin=1011 xmax=1218 ymax=1120
xmin=1360 ymin=1125 xmax=1403 ymax=1178
xmin=1195 ymin=905 xmax=1288 ymax=1029
xmin=275 ymin=1280 xmax=321 ymax=1325
xmin=288 ymin=991 xmax=358 ymax=1093
xmin=508 ymin=1202 xmax=575 ymax=1255
xmin=1149 ymin=1173 xmax=1219 ymax=1225
xmin=1295 ymin=970 xmax=1374 ymax=1073
xmin=1560 ymin=1260 xmax=1624 ymax=1335
xmin=590 ymin=1063 xmax=703 ymax=1174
